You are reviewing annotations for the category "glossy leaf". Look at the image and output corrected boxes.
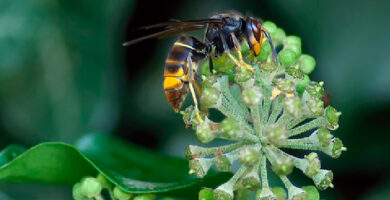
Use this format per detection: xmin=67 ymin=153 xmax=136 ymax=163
xmin=0 ymin=133 xmax=230 ymax=198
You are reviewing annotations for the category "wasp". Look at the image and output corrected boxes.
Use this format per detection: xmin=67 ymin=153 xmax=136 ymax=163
xmin=123 ymin=11 xmax=277 ymax=122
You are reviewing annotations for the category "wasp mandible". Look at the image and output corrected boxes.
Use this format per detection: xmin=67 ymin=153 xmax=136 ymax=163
xmin=123 ymin=11 xmax=278 ymax=122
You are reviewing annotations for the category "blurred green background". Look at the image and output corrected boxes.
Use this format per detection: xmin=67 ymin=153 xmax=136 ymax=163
xmin=0 ymin=0 xmax=389 ymax=199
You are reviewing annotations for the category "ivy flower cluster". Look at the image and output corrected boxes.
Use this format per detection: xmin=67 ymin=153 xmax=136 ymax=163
xmin=182 ymin=21 xmax=346 ymax=200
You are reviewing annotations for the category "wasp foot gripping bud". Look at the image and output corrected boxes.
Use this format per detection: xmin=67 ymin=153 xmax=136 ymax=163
xmin=181 ymin=20 xmax=345 ymax=200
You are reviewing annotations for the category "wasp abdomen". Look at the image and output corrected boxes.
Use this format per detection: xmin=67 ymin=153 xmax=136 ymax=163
xmin=163 ymin=36 xmax=208 ymax=112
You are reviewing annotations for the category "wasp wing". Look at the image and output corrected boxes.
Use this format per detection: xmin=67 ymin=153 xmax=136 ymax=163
xmin=123 ymin=18 xmax=224 ymax=46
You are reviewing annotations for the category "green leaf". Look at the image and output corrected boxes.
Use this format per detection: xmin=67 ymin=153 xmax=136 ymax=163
xmin=0 ymin=133 xmax=230 ymax=198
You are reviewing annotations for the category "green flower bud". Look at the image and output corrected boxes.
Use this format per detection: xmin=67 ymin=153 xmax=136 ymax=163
xmin=312 ymin=170 xmax=334 ymax=190
xmin=284 ymin=97 xmax=303 ymax=117
xmin=72 ymin=183 xmax=88 ymax=200
xmin=284 ymin=36 xmax=302 ymax=47
xmin=202 ymin=75 xmax=218 ymax=89
xmin=266 ymin=124 xmax=288 ymax=145
xmin=306 ymin=98 xmax=324 ymax=117
xmin=189 ymin=158 xmax=213 ymax=178
xmin=272 ymin=187 xmax=287 ymax=200
xmin=213 ymin=54 xmax=235 ymax=73
xmin=200 ymin=87 xmax=220 ymax=108
xmin=213 ymin=189 xmax=233 ymax=200
xmin=296 ymin=75 xmax=310 ymax=95
xmin=80 ymin=177 xmax=102 ymax=198
xmin=113 ymin=186 xmax=133 ymax=200
xmin=286 ymin=66 xmax=304 ymax=79
xmin=241 ymin=86 xmax=263 ymax=107
xmin=96 ymin=173 xmax=112 ymax=189
xmin=302 ymin=186 xmax=319 ymax=200
xmin=325 ymin=106 xmax=341 ymax=129
xmin=287 ymin=186 xmax=307 ymax=200
xmin=235 ymin=67 xmax=253 ymax=83
xmin=256 ymin=187 xmax=277 ymax=200
xmin=279 ymin=48 xmax=298 ymax=66
xmin=304 ymin=153 xmax=321 ymax=178
xmin=220 ymin=118 xmax=240 ymax=139
xmin=305 ymin=82 xmax=324 ymax=99
xmin=133 ymin=194 xmax=156 ymax=200
xmin=298 ymin=55 xmax=316 ymax=74
xmin=263 ymin=21 xmax=277 ymax=34
xmin=241 ymin=171 xmax=260 ymax=190
xmin=258 ymin=40 xmax=272 ymax=61
xmin=316 ymin=128 xmax=333 ymax=147
xmin=274 ymin=78 xmax=295 ymax=93
xmin=239 ymin=147 xmax=261 ymax=167
xmin=196 ymin=121 xmax=215 ymax=143
xmin=273 ymin=28 xmax=287 ymax=46
xmin=331 ymin=138 xmax=346 ymax=158
xmin=199 ymin=188 xmax=215 ymax=200
xmin=215 ymin=154 xmax=231 ymax=171
xmin=260 ymin=60 xmax=277 ymax=72
xmin=271 ymin=157 xmax=294 ymax=176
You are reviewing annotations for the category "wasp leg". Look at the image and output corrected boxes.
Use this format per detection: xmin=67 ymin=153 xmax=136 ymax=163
xmin=188 ymin=55 xmax=203 ymax=123
xmin=220 ymin=34 xmax=254 ymax=72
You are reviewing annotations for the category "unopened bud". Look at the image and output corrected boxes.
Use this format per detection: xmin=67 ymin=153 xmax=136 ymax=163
xmin=271 ymin=157 xmax=294 ymax=176
xmin=298 ymin=55 xmax=316 ymax=74
xmin=316 ymin=128 xmax=333 ymax=147
xmin=279 ymin=48 xmax=299 ymax=67
xmin=287 ymin=186 xmax=307 ymax=200
xmin=72 ymin=183 xmax=88 ymax=200
xmin=260 ymin=61 xmax=277 ymax=72
xmin=305 ymin=82 xmax=324 ymax=99
xmin=199 ymin=188 xmax=215 ymax=200
xmin=200 ymin=87 xmax=220 ymax=108
xmin=215 ymin=154 xmax=231 ymax=172
xmin=286 ymin=66 xmax=304 ymax=79
xmin=239 ymin=147 xmax=261 ymax=167
xmin=312 ymin=170 xmax=334 ymax=190
xmin=235 ymin=67 xmax=253 ymax=83
xmin=80 ymin=177 xmax=102 ymax=198
xmin=241 ymin=170 xmax=260 ymax=190
xmin=271 ymin=187 xmax=287 ymax=200
xmin=196 ymin=121 xmax=215 ymax=143
xmin=284 ymin=97 xmax=303 ymax=117
xmin=266 ymin=124 xmax=288 ymax=145
xmin=96 ymin=173 xmax=112 ymax=189
xmin=213 ymin=188 xmax=233 ymax=200
xmin=331 ymin=138 xmax=346 ymax=158
xmin=304 ymin=153 xmax=321 ymax=178
xmin=202 ymin=76 xmax=218 ymax=89
xmin=220 ymin=118 xmax=240 ymax=140
xmin=306 ymin=98 xmax=324 ymax=117
xmin=113 ymin=186 xmax=133 ymax=200
xmin=242 ymin=86 xmax=263 ymax=106
xmin=274 ymin=78 xmax=295 ymax=94
xmin=302 ymin=186 xmax=319 ymax=200
xmin=325 ymin=106 xmax=341 ymax=130
xmin=189 ymin=158 xmax=213 ymax=178
xmin=296 ymin=75 xmax=310 ymax=95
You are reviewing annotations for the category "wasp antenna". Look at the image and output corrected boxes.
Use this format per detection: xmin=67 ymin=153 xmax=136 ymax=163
xmin=262 ymin=29 xmax=279 ymax=64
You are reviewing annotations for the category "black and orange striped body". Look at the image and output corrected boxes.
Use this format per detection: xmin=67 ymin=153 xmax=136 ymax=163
xmin=163 ymin=36 xmax=209 ymax=112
